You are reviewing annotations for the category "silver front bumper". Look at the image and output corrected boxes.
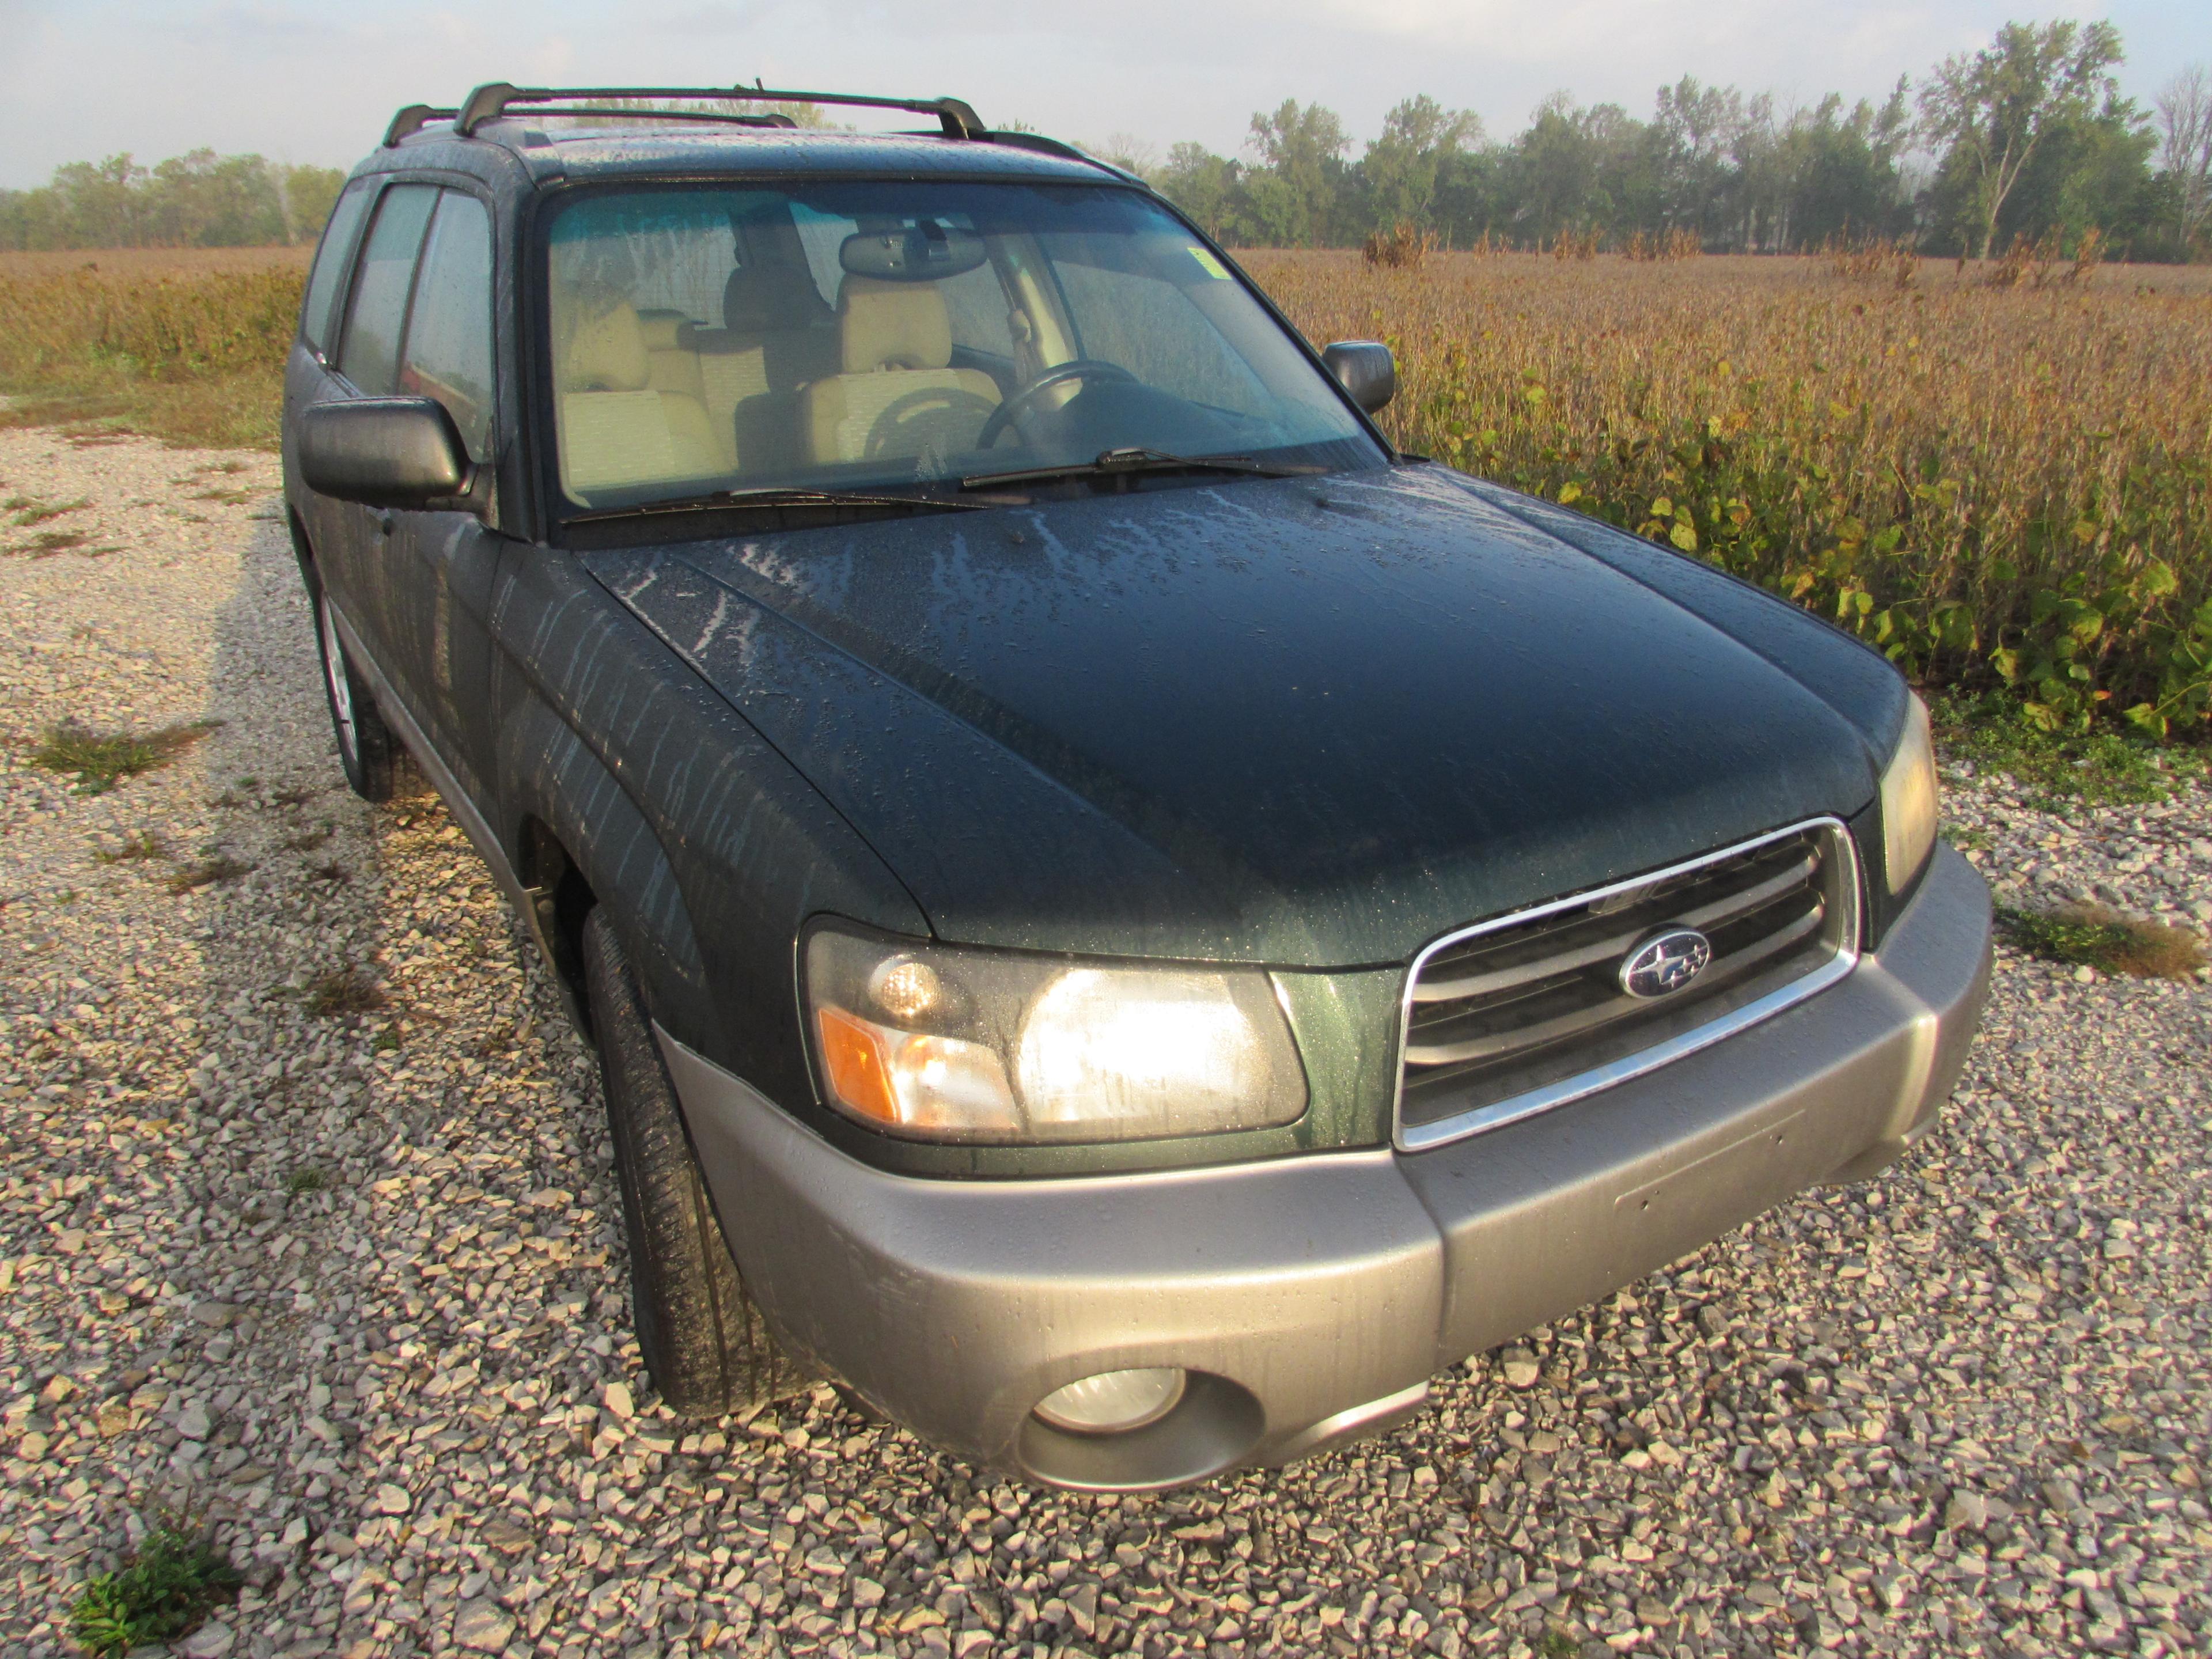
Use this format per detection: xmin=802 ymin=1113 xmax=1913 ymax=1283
xmin=664 ymin=844 xmax=1990 ymax=1489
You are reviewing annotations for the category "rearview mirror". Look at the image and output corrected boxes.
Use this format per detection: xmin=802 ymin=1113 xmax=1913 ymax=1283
xmin=839 ymin=223 xmax=990 ymax=282
xmin=300 ymin=398 xmax=471 ymax=510
xmin=1321 ymin=340 xmax=1396 ymax=414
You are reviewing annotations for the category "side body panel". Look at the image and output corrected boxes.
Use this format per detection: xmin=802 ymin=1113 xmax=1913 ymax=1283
xmin=480 ymin=550 xmax=929 ymax=1102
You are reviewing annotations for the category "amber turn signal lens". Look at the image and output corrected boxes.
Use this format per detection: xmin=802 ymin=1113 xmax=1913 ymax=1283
xmin=817 ymin=1005 xmax=897 ymax=1125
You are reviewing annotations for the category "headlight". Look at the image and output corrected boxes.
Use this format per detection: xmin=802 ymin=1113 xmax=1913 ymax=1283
xmin=1879 ymin=691 xmax=1938 ymax=896
xmin=803 ymin=926 xmax=1308 ymax=1143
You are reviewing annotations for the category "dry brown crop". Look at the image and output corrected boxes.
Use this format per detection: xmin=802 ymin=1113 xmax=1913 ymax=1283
xmin=0 ymin=258 xmax=302 ymax=448
xmin=1249 ymin=249 xmax=2212 ymax=736
xmin=3 ymin=243 xmax=2209 ymax=734
xmin=0 ymin=246 xmax=313 ymax=281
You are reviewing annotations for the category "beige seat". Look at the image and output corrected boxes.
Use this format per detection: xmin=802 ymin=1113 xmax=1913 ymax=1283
xmin=553 ymin=301 xmax=724 ymax=500
xmin=696 ymin=230 xmax=842 ymax=479
xmin=636 ymin=309 xmax=707 ymax=403
xmin=801 ymin=276 xmax=1001 ymax=467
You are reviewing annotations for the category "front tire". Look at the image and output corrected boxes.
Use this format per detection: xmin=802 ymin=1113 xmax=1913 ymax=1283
xmin=313 ymin=588 xmax=404 ymax=802
xmin=581 ymin=908 xmax=806 ymax=1416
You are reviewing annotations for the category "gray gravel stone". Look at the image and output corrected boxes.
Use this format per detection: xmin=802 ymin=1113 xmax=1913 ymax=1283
xmin=2 ymin=426 xmax=2209 ymax=1659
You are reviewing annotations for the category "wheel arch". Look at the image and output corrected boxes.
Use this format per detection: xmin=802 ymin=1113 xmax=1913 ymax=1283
xmin=497 ymin=697 xmax=715 ymax=1047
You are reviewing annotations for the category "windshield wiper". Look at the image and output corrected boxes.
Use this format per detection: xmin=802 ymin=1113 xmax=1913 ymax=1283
xmin=570 ymin=484 xmax=1021 ymax=524
xmin=961 ymin=447 xmax=1329 ymax=491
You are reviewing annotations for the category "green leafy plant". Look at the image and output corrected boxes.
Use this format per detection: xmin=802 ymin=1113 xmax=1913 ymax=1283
xmin=68 ymin=1523 xmax=239 ymax=1656
xmin=1931 ymin=692 xmax=2207 ymax=804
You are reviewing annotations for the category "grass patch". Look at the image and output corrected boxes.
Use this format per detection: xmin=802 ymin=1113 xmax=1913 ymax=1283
xmin=14 ymin=527 xmax=93 ymax=556
xmin=1997 ymin=903 xmax=2207 ymax=979
xmin=165 ymin=854 xmax=251 ymax=894
xmin=67 ymin=1521 xmax=240 ymax=1656
xmin=282 ymin=824 xmax=332 ymax=851
xmin=1931 ymin=694 xmax=2208 ymax=805
xmin=309 ymin=859 xmax=347 ymax=884
xmin=93 ymin=830 xmax=168 ymax=864
xmin=284 ymin=1166 xmax=329 ymax=1195
xmin=191 ymin=487 xmax=257 ymax=506
xmin=5 ymin=493 xmax=89 ymax=525
xmin=32 ymin=720 xmax=214 ymax=794
xmin=304 ymin=968 xmax=386 ymax=1017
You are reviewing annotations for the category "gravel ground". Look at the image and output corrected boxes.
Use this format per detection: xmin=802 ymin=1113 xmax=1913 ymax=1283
xmin=2 ymin=425 xmax=2208 ymax=1659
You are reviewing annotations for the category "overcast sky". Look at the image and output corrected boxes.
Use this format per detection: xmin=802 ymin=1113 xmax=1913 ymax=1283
xmin=1 ymin=0 xmax=2205 ymax=187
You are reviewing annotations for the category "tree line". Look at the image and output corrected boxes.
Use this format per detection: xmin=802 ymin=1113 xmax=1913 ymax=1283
xmin=5 ymin=22 xmax=2207 ymax=262
xmin=1099 ymin=22 xmax=2211 ymax=262
xmin=0 ymin=152 xmax=347 ymax=252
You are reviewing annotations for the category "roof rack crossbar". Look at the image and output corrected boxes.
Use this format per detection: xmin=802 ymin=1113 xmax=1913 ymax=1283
xmin=453 ymin=84 xmax=986 ymax=140
xmin=383 ymin=104 xmax=460 ymax=148
xmin=501 ymin=107 xmax=801 ymax=130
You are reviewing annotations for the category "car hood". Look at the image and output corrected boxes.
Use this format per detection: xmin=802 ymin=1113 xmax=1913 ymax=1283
xmin=586 ymin=465 xmax=1884 ymax=967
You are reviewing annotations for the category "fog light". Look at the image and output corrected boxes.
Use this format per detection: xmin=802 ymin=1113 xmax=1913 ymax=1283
xmin=1032 ymin=1368 xmax=1187 ymax=1435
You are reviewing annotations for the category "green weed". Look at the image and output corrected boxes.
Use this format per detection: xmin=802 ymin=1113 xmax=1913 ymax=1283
xmin=1997 ymin=903 xmax=2207 ymax=978
xmin=6 ymin=494 xmax=88 ymax=525
xmin=32 ymin=720 xmax=214 ymax=794
xmin=93 ymin=830 xmax=168 ymax=864
xmin=67 ymin=1522 xmax=239 ymax=1657
xmin=284 ymin=1167 xmax=329 ymax=1195
xmin=1933 ymin=693 xmax=2207 ymax=805
xmin=164 ymin=854 xmax=250 ymax=894
xmin=304 ymin=969 xmax=385 ymax=1017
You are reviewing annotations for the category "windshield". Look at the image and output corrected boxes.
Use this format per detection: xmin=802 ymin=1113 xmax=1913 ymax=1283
xmin=541 ymin=181 xmax=1380 ymax=510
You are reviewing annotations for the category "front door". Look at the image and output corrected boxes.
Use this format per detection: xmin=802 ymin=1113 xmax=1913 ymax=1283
xmin=314 ymin=181 xmax=442 ymax=677
xmin=378 ymin=187 xmax=505 ymax=807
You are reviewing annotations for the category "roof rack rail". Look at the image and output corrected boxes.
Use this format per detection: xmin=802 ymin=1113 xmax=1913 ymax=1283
xmin=452 ymin=84 xmax=987 ymax=141
xmin=383 ymin=104 xmax=460 ymax=147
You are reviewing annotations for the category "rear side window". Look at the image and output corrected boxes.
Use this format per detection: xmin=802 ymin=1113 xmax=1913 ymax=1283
xmin=400 ymin=192 xmax=496 ymax=459
xmin=301 ymin=180 xmax=374 ymax=355
xmin=338 ymin=184 xmax=438 ymax=395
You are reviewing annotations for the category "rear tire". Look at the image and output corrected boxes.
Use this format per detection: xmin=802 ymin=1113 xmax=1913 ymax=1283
xmin=581 ymin=908 xmax=806 ymax=1417
xmin=313 ymin=588 xmax=404 ymax=802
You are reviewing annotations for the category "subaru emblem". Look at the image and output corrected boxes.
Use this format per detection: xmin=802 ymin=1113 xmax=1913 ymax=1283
xmin=1619 ymin=927 xmax=1712 ymax=999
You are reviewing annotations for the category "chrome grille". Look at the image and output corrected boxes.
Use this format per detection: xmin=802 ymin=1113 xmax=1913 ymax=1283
xmin=1396 ymin=820 xmax=1859 ymax=1150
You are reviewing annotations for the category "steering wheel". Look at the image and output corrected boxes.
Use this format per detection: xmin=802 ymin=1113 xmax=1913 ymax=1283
xmin=862 ymin=385 xmax=1003 ymax=461
xmin=976 ymin=359 xmax=1138 ymax=449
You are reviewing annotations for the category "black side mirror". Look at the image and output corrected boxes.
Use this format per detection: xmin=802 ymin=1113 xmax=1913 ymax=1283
xmin=300 ymin=398 xmax=471 ymax=510
xmin=1321 ymin=340 xmax=1396 ymax=414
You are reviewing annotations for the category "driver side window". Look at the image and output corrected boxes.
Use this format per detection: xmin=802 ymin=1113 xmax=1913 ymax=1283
xmin=940 ymin=262 xmax=1018 ymax=363
xmin=1051 ymin=263 xmax=1269 ymax=416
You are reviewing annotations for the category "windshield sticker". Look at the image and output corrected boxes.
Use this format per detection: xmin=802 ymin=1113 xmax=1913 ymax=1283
xmin=1187 ymin=245 xmax=1233 ymax=280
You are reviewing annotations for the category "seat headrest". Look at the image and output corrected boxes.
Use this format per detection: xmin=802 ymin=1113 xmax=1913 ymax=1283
xmin=839 ymin=276 xmax=952 ymax=373
xmin=635 ymin=309 xmax=695 ymax=352
xmin=725 ymin=266 xmax=833 ymax=334
xmin=560 ymin=300 xmax=651 ymax=393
